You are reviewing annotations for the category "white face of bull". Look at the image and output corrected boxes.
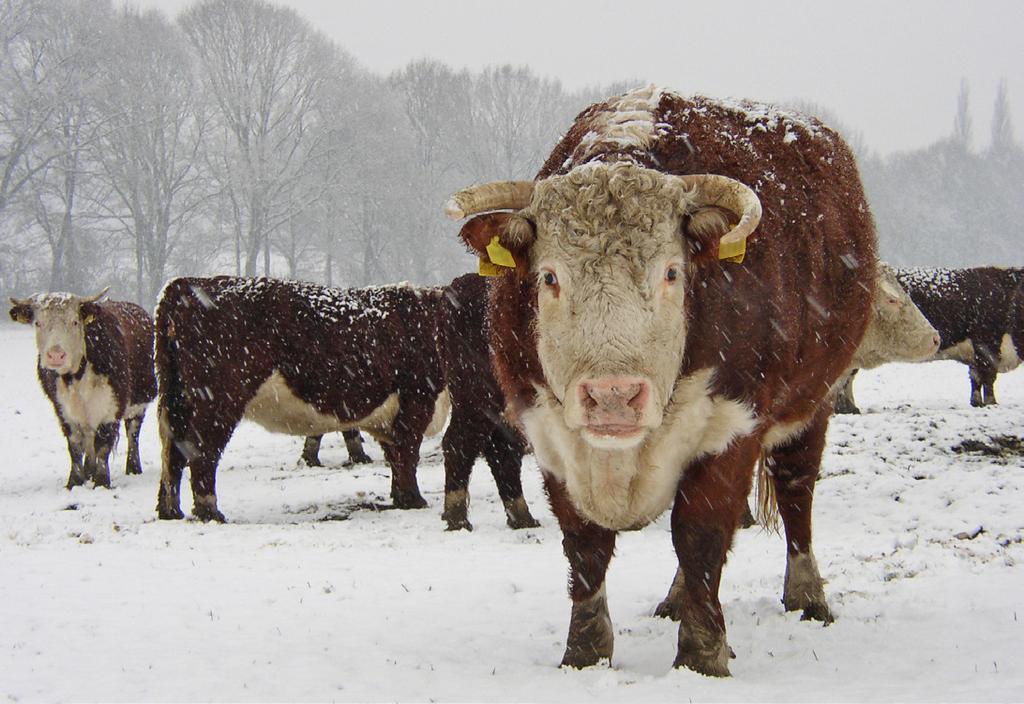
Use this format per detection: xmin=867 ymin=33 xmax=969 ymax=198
xmin=9 ymin=291 xmax=105 ymax=375
xmin=528 ymin=164 xmax=691 ymax=449
xmin=448 ymin=162 xmax=761 ymax=530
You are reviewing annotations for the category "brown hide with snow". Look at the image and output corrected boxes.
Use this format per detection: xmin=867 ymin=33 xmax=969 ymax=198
xmin=449 ymin=87 xmax=878 ymax=675
xmin=155 ymin=276 xmax=445 ymax=522
xmin=894 ymin=266 xmax=1024 ymax=407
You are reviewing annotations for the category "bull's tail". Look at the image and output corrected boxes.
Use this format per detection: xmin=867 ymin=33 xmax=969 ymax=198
xmin=154 ymin=279 xmax=193 ymax=451
xmin=753 ymin=452 xmax=781 ymax=534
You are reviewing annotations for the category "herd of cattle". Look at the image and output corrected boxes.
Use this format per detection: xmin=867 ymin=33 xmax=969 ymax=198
xmin=7 ymin=87 xmax=1024 ymax=677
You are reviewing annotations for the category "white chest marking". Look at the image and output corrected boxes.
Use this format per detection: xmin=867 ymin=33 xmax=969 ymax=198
xmin=521 ymin=368 xmax=757 ymax=531
xmin=55 ymin=365 xmax=119 ymax=430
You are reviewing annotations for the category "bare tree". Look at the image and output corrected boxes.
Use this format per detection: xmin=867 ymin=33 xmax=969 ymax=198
xmin=990 ymin=78 xmax=1014 ymax=155
xmin=91 ymin=7 xmax=210 ymax=307
xmin=953 ymin=78 xmax=972 ymax=151
xmin=181 ymin=0 xmax=352 ymax=277
xmin=17 ymin=0 xmax=117 ymax=292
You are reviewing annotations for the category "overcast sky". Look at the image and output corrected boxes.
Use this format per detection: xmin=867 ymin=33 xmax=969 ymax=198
xmin=137 ymin=0 xmax=1023 ymax=156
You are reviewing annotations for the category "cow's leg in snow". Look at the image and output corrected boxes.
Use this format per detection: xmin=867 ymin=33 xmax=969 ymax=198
xmin=545 ymin=474 xmax=617 ymax=668
xmin=769 ymin=408 xmax=834 ymax=623
xmin=483 ymin=427 xmax=538 ymax=530
xmin=62 ymin=420 xmax=87 ymax=490
xmin=382 ymin=389 xmax=435 ymax=509
xmin=86 ymin=421 xmax=118 ymax=489
xmin=441 ymin=412 xmax=490 ymax=530
xmin=124 ymin=412 xmax=144 ymax=475
xmin=670 ymin=438 xmax=760 ymax=677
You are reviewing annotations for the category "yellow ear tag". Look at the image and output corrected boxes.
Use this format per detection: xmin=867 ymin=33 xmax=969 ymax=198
xmin=479 ymin=235 xmax=517 ymax=276
xmin=718 ymin=236 xmax=746 ymax=264
xmin=486 ymin=236 xmax=516 ymax=268
xmin=478 ymin=259 xmax=505 ymax=277
xmin=84 ymin=314 xmax=95 ymax=325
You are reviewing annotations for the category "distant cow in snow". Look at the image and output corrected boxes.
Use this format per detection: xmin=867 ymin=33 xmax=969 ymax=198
xmin=891 ymin=266 xmax=1024 ymax=407
xmin=437 ymin=273 xmax=539 ymax=531
xmin=833 ymin=263 xmax=941 ymax=414
xmin=154 ymin=276 xmax=449 ymax=522
xmin=9 ymin=288 xmax=156 ymax=488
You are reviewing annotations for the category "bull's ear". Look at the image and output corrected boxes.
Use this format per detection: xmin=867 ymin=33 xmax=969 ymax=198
xmin=682 ymin=206 xmax=739 ymax=265
xmin=79 ymin=301 xmax=100 ymax=326
xmin=458 ymin=212 xmax=534 ymax=276
xmin=8 ymin=299 xmax=33 ymax=324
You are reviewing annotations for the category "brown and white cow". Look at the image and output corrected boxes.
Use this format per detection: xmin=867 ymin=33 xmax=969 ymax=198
xmin=438 ymin=273 xmax=539 ymax=531
xmin=9 ymin=289 xmax=156 ymax=488
xmin=445 ymin=87 xmax=877 ymax=675
xmin=833 ymin=263 xmax=941 ymax=414
xmin=893 ymin=266 xmax=1024 ymax=406
xmin=154 ymin=276 xmax=449 ymax=522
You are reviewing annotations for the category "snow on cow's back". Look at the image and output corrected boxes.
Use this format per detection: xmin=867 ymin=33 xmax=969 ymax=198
xmin=180 ymin=276 xmax=426 ymax=327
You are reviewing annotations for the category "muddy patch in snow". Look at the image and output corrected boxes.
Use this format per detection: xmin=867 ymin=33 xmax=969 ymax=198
xmin=951 ymin=434 xmax=1024 ymax=460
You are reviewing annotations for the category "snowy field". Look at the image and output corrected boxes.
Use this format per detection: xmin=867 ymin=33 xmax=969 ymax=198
xmin=1 ymin=323 xmax=1022 ymax=703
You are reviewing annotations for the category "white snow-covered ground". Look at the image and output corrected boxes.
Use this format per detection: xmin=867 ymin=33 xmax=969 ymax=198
xmin=1 ymin=323 xmax=1022 ymax=702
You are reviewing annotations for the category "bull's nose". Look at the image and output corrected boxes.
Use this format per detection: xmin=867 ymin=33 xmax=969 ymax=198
xmin=45 ymin=347 xmax=67 ymax=367
xmin=931 ymin=334 xmax=941 ymax=349
xmin=578 ymin=376 xmax=650 ymax=423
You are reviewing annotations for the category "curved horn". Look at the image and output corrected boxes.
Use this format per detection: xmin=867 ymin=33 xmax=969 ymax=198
xmin=677 ymin=174 xmax=762 ymax=250
xmin=80 ymin=286 xmax=110 ymax=304
xmin=444 ymin=181 xmax=535 ymax=220
xmin=9 ymin=296 xmax=31 ymax=307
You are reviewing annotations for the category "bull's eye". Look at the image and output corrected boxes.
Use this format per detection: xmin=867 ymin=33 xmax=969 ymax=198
xmin=542 ymin=271 xmax=558 ymax=288
xmin=665 ymin=265 xmax=680 ymax=283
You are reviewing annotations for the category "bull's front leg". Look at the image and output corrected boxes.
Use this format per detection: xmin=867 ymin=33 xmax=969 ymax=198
xmin=544 ymin=474 xmax=616 ymax=668
xmin=670 ymin=439 xmax=760 ymax=677
xmin=86 ymin=422 xmax=119 ymax=489
xmin=382 ymin=391 xmax=435 ymax=509
xmin=62 ymin=423 xmax=87 ymax=489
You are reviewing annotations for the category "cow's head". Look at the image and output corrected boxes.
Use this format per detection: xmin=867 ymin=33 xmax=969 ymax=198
xmin=8 ymin=288 xmax=109 ymax=375
xmin=447 ymin=162 xmax=760 ymax=450
xmin=854 ymin=265 xmax=940 ymax=369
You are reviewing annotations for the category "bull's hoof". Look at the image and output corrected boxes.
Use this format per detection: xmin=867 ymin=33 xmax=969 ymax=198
xmin=157 ymin=504 xmax=185 ymax=520
xmin=392 ymin=490 xmax=428 ymax=510
xmin=193 ymin=507 xmax=226 ymax=523
xmin=798 ymin=602 xmax=835 ymax=624
xmin=301 ymin=454 xmax=323 ymax=467
xmin=560 ymin=648 xmax=611 ymax=669
xmin=126 ymin=466 xmax=143 ymax=476
xmin=504 ymin=496 xmax=541 ymax=530
xmin=348 ymin=452 xmax=373 ymax=465
xmin=192 ymin=498 xmax=226 ymax=523
xmin=66 ymin=473 xmax=86 ymax=490
xmin=444 ymin=516 xmax=473 ymax=532
xmin=674 ymin=626 xmax=732 ymax=677
xmin=562 ymin=588 xmax=614 ymax=669
xmin=653 ymin=596 xmax=683 ymax=621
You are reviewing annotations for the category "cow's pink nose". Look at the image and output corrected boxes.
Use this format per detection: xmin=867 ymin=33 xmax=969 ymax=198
xmin=577 ymin=377 xmax=650 ymax=426
xmin=46 ymin=348 xmax=67 ymax=366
